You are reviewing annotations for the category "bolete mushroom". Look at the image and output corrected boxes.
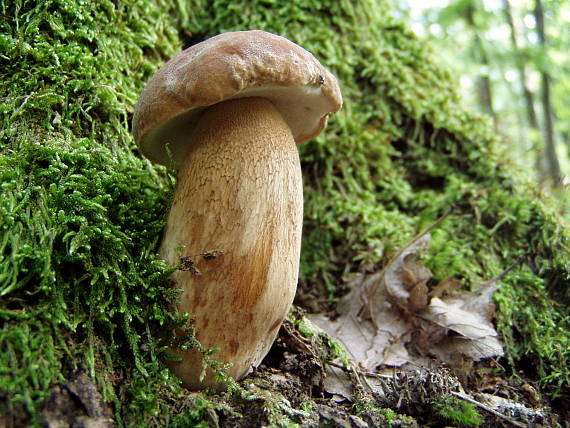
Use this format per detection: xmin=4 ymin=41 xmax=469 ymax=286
xmin=132 ymin=30 xmax=342 ymax=390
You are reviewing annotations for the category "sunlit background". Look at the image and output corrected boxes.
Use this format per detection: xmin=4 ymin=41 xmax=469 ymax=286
xmin=400 ymin=0 xmax=570 ymax=209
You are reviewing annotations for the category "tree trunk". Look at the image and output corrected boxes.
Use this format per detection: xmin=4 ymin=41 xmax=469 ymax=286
xmin=465 ymin=2 xmax=497 ymax=126
xmin=502 ymin=0 xmax=543 ymax=175
xmin=534 ymin=0 xmax=562 ymax=186
xmin=563 ymin=130 xmax=570 ymax=153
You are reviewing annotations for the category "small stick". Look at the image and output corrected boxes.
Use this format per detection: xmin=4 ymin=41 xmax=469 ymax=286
xmin=327 ymin=362 xmax=527 ymax=427
xmin=450 ymin=391 xmax=526 ymax=428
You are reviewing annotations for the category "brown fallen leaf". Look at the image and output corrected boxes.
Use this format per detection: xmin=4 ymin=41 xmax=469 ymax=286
xmin=310 ymin=223 xmax=506 ymax=378
xmin=420 ymin=295 xmax=498 ymax=342
xmin=309 ymin=234 xmax=432 ymax=369
xmin=429 ymin=277 xmax=462 ymax=298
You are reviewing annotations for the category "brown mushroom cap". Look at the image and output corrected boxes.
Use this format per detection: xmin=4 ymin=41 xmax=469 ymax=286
xmin=132 ymin=30 xmax=342 ymax=167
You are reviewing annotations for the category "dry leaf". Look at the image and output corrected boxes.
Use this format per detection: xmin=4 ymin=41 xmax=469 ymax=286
xmin=419 ymin=297 xmax=498 ymax=341
xmin=310 ymin=234 xmax=431 ymax=369
xmin=378 ymin=234 xmax=432 ymax=308
xmin=429 ymin=277 xmax=462 ymax=298
xmin=322 ymin=365 xmax=353 ymax=401
xmin=310 ymin=230 xmax=504 ymax=378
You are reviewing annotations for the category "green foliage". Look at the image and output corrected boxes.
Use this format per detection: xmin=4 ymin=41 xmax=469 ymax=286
xmin=289 ymin=307 xmax=351 ymax=368
xmin=431 ymin=395 xmax=483 ymax=427
xmin=353 ymin=398 xmax=397 ymax=425
xmin=352 ymin=396 xmax=418 ymax=427
xmin=1 ymin=0 xmax=569 ymax=425
xmin=167 ymin=397 xmax=213 ymax=428
xmin=0 ymin=0 xmax=186 ymax=424
xmin=414 ymin=0 xmax=570 ymax=194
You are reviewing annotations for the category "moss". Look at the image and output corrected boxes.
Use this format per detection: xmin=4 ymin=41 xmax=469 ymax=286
xmin=1 ymin=0 xmax=569 ymax=425
xmin=431 ymin=395 xmax=483 ymax=428
xmin=167 ymin=396 xmax=220 ymax=428
xmin=353 ymin=395 xmax=419 ymax=427
xmin=0 ymin=0 xmax=185 ymax=424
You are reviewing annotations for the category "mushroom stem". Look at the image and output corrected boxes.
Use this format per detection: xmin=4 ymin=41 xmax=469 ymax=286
xmin=160 ymin=97 xmax=303 ymax=390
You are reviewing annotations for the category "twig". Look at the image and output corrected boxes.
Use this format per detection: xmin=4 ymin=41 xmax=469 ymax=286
xmin=477 ymin=254 xmax=527 ymax=287
xmin=327 ymin=362 xmax=528 ymax=427
xmin=328 ymin=360 xmax=375 ymax=393
xmin=450 ymin=391 xmax=526 ymax=428
xmin=409 ymin=209 xmax=453 ymax=245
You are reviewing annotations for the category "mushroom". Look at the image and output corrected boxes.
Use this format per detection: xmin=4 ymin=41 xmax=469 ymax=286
xmin=132 ymin=30 xmax=342 ymax=390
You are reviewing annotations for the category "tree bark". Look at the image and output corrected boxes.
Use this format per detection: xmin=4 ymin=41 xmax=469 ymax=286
xmin=502 ymin=1 xmax=540 ymax=137
xmin=465 ymin=1 xmax=497 ymax=126
xmin=534 ymin=0 xmax=562 ymax=186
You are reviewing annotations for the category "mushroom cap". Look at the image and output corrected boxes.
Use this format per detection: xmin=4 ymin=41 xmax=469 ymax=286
xmin=132 ymin=30 xmax=342 ymax=167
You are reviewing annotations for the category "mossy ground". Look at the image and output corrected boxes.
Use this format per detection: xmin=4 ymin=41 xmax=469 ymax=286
xmin=430 ymin=395 xmax=483 ymax=427
xmin=1 ymin=0 xmax=569 ymax=425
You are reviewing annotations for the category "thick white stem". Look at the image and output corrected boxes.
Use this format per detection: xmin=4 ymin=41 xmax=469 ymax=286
xmin=160 ymin=97 xmax=303 ymax=389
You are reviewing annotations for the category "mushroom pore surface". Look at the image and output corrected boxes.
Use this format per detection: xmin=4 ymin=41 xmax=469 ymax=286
xmin=161 ymin=98 xmax=303 ymax=389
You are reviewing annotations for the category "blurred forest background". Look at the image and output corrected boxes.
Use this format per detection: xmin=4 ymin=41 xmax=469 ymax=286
xmin=402 ymin=0 xmax=570 ymax=211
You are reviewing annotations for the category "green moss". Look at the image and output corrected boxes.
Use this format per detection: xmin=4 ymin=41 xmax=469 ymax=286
xmin=1 ymin=0 xmax=569 ymax=424
xmin=167 ymin=397 xmax=216 ymax=428
xmin=353 ymin=396 xmax=418 ymax=427
xmin=0 ymin=0 xmax=186 ymax=424
xmin=289 ymin=307 xmax=351 ymax=368
xmin=431 ymin=395 xmax=483 ymax=428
